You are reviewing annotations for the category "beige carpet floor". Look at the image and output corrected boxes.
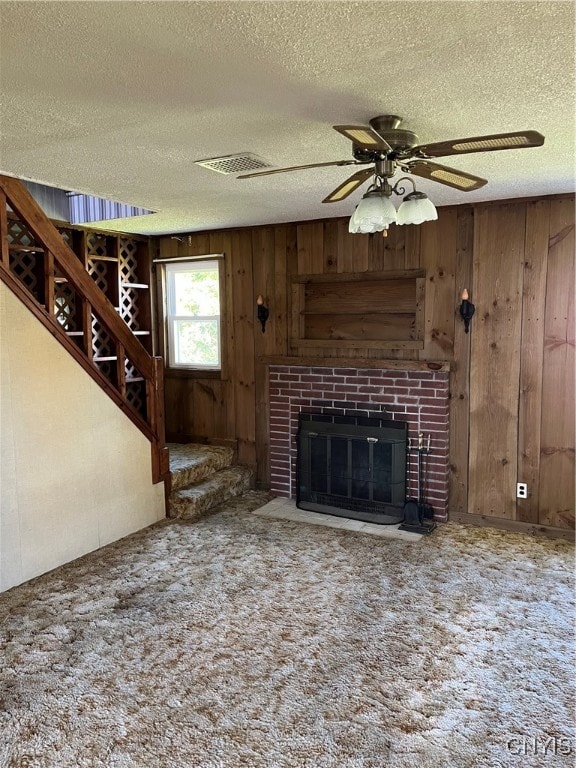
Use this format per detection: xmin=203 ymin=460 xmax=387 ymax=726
xmin=0 ymin=491 xmax=574 ymax=768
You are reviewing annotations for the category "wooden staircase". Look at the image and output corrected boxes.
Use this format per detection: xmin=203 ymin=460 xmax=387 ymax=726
xmin=167 ymin=443 xmax=254 ymax=520
xmin=0 ymin=175 xmax=169 ymax=487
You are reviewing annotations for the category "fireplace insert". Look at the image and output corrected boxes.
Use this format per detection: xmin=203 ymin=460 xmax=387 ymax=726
xmin=296 ymin=412 xmax=407 ymax=525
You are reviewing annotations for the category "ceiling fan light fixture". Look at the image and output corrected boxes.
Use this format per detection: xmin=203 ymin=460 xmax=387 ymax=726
xmin=239 ymin=114 xmax=545 ymax=221
xmin=397 ymin=191 xmax=438 ymax=225
xmin=348 ymin=189 xmax=397 ymax=233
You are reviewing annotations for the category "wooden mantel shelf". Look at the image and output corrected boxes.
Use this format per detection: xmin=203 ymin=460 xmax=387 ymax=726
xmin=258 ymin=356 xmax=451 ymax=372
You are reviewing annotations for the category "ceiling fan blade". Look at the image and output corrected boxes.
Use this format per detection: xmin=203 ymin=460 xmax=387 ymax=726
xmin=412 ymin=130 xmax=545 ymax=158
xmin=333 ymin=124 xmax=392 ymax=152
xmin=322 ymin=168 xmax=374 ymax=203
xmin=408 ymin=161 xmax=487 ymax=191
xmin=237 ymin=160 xmax=359 ymax=179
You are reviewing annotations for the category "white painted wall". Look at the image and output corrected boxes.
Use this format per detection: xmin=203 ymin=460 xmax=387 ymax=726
xmin=0 ymin=282 xmax=165 ymax=592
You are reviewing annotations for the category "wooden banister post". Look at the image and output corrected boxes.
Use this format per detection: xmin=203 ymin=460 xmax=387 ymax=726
xmin=116 ymin=342 xmax=126 ymax=398
xmin=149 ymin=356 xmax=169 ymax=485
xmin=0 ymin=190 xmax=9 ymax=266
xmin=44 ymin=251 xmax=55 ymax=318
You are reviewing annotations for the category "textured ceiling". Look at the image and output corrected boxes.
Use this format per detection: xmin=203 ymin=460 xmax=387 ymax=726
xmin=0 ymin=1 xmax=574 ymax=235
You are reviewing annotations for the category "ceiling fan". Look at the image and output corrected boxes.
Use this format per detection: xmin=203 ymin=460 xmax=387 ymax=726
xmin=237 ymin=115 xmax=545 ymax=204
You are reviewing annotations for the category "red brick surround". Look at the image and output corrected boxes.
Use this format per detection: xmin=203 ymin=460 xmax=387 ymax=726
xmin=269 ymin=365 xmax=450 ymax=521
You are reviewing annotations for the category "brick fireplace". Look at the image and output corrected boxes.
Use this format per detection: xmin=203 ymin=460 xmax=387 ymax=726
xmin=269 ymin=364 xmax=450 ymax=521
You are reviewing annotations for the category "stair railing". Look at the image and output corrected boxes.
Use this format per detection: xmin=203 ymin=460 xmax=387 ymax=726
xmin=0 ymin=174 xmax=169 ymax=485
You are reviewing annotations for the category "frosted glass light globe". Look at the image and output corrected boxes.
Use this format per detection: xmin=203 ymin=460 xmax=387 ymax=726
xmin=397 ymin=193 xmax=438 ymax=225
xmin=349 ymin=193 xmax=397 ymax=233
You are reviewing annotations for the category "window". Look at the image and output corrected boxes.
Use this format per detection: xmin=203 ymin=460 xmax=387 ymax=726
xmin=165 ymin=259 xmax=222 ymax=369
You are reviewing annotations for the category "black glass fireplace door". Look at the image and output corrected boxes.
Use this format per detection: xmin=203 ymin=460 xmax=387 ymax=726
xmin=297 ymin=415 xmax=407 ymax=525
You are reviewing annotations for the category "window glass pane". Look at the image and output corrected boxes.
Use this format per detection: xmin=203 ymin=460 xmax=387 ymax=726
xmin=174 ymin=319 xmax=220 ymax=367
xmin=173 ymin=267 xmax=219 ymax=316
xmin=165 ymin=259 xmax=222 ymax=369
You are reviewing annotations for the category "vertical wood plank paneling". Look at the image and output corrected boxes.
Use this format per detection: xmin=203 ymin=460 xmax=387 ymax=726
xmin=186 ymin=233 xmax=211 ymax=257
xmin=323 ymin=220 xmax=340 ymax=274
xmin=231 ymin=229 xmax=256 ymax=465
xmin=342 ymin=230 xmax=369 ymax=272
xmin=414 ymin=278 xmax=426 ymax=343
xmin=273 ymin=226 xmax=288 ymax=356
xmin=538 ymin=199 xmax=575 ymax=528
xmin=404 ymin=225 xmax=421 ymax=270
xmin=291 ymin=283 xmax=306 ymax=347
xmin=255 ymin=360 xmax=270 ymax=486
xmin=336 ymin=219 xmax=349 ymax=273
xmin=253 ymin=225 xmax=282 ymax=476
xmin=419 ymin=211 xmax=457 ymax=361
xmin=368 ymin=229 xmax=385 ymax=272
xmin=297 ymin=222 xmax=324 ymax=274
xmin=449 ymin=207 xmax=474 ymax=515
xmin=252 ymin=227 xmax=277 ymax=358
xmin=209 ymin=230 xmax=233 ymax=386
xmin=398 ymin=224 xmax=422 ymax=362
xmin=214 ymin=230 xmax=237 ymax=437
xmin=192 ymin=381 xmax=215 ymax=438
xmin=154 ymin=199 xmax=574 ymax=532
xmin=193 ymin=380 xmax=228 ymax=438
xmin=211 ymin=381 xmax=229 ymax=438
xmin=369 ymin=227 xmax=401 ymax=271
xmin=157 ymin=236 xmax=180 ymax=259
xmin=338 ymin=226 xmax=352 ymax=273
xmin=390 ymin=225 xmax=408 ymax=270
xmin=164 ymin=377 xmax=194 ymax=437
xmin=286 ymin=223 xmax=299 ymax=354
xmin=469 ymin=203 xmax=526 ymax=518
xmin=517 ymin=200 xmax=550 ymax=523
xmin=207 ymin=231 xmax=227 ymax=256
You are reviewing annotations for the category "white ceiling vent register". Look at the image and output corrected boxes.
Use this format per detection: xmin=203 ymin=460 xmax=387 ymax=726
xmin=194 ymin=153 xmax=273 ymax=175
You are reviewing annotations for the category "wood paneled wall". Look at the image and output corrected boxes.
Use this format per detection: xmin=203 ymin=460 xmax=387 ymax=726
xmin=155 ymin=194 xmax=575 ymax=535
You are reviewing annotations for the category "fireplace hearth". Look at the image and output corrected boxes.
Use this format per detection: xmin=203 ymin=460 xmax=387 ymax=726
xmin=297 ymin=412 xmax=408 ymax=525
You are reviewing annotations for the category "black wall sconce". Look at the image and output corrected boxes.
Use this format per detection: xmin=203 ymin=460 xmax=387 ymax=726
xmin=459 ymin=288 xmax=475 ymax=333
xmin=256 ymin=294 xmax=269 ymax=333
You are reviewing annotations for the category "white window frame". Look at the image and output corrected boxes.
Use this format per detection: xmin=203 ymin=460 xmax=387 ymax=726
xmin=164 ymin=259 xmax=222 ymax=371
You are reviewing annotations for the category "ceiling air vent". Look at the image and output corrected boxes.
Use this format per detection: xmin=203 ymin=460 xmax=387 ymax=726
xmin=194 ymin=153 xmax=272 ymax=175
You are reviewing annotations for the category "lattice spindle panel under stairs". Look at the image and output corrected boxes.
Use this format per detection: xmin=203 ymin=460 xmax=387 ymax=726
xmin=120 ymin=287 xmax=140 ymax=331
xmin=125 ymin=359 xmax=147 ymax=419
xmin=86 ymin=232 xmax=110 ymax=260
xmin=7 ymin=217 xmax=40 ymax=249
xmin=9 ymin=249 xmax=41 ymax=299
xmin=87 ymin=259 xmax=110 ymax=293
xmin=119 ymin=238 xmax=139 ymax=283
xmin=54 ymin=283 xmax=78 ymax=332
xmin=118 ymin=238 xmax=145 ymax=333
xmin=91 ymin=314 xmax=117 ymax=385
xmin=7 ymin=217 xmax=45 ymax=302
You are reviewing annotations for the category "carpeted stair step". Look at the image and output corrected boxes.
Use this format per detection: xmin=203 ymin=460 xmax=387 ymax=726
xmin=168 ymin=443 xmax=235 ymax=492
xmin=168 ymin=465 xmax=254 ymax=521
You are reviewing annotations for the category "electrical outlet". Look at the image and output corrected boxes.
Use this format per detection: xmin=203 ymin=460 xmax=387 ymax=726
xmin=516 ymin=482 xmax=528 ymax=499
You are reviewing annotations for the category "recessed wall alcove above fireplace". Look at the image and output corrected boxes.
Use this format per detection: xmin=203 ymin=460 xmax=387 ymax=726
xmin=268 ymin=363 xmax=450 ymax=521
